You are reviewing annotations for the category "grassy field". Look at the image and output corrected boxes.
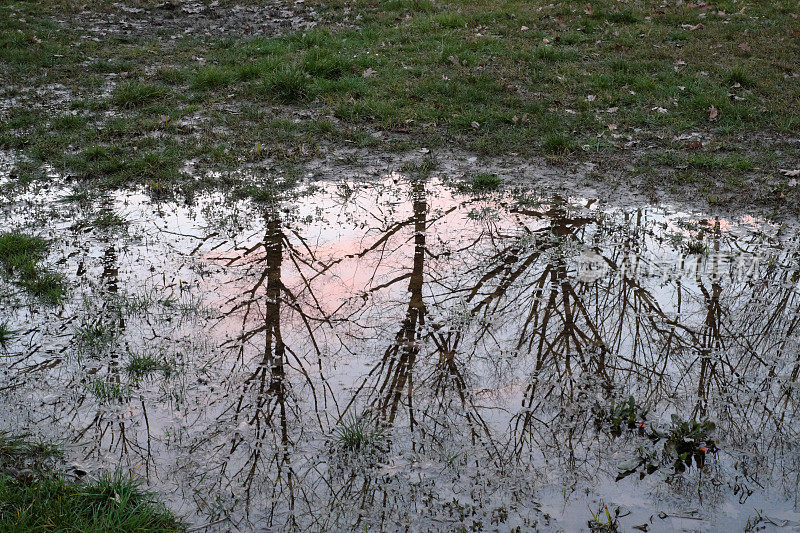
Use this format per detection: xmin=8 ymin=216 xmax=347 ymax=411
xmin=0 ymin=0 xmax=798 ymax=203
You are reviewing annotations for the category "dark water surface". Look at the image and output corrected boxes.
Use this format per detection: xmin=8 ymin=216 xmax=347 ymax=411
xmin=2 ymin=176 xmax=799 ymax=531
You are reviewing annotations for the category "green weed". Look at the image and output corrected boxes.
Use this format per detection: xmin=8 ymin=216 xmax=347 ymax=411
xmin=331 ymin=412 xmax=385 ymax=451
xmin=0 ymin=232 xmax=64 ymax=303
xmin=0 ymin=322 xmax=19 ymax=351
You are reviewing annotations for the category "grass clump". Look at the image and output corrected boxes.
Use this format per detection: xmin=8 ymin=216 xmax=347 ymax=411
xmin=0 ymin=472 xmax=183 ymax=532
xmin=75 ymin=321 xmax=118 ymax=352
xmin=111 ymin=81 xmax=171 ymax=108
xmin=192 ymin=65 xmax=234 ymax=91
xmin=260 ymin=67 xmax=312 ymax=103
xmin=542 ymin=133 xmax=579 ymax=155
xmin=1 ymin=431 xmax=181 ymax=531
xmin=0 ymin=232 xmax=64 ymax=303
xmin=0 ymin=322 xmax=20 ymax=352
xmin=724 ymin=67 xmax=756 ymax=88
xmin=691 ymin=154 xmax=753 ymax=172
xmin=126 ymin=353 xmax=174 ymax=379
xmin=459 ymin=172 xmax=502 ymax=192
xmin=88 ymin=380 xmax=128 ymax=402
xmin=331 ymin=412 xmax=385 ymax=452
xmin=685 ymin=239 xmax=706 ymax=254
xmin=91 ymin=210 xmax=127 ymax=229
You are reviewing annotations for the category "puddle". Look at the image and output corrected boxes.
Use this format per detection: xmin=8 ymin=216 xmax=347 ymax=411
xmin=1 ymin=176 xmax=800 ymax=530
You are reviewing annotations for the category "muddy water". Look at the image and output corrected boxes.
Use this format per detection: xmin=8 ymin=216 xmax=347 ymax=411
xmin=2 ymin=176 xmax=800 ymax=531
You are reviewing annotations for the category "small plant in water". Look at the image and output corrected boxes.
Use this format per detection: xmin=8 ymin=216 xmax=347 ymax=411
xmin=0 ymin=232 xmax=65 ymax=303
xmin=685 ymin=239 xmax=706 ymax=254
xmin=588 ymin=503 xmax=621 ymax=532
xmin=460 ymin=172 xmax=502 ymax=193
xmin=331 ymin=412 xmax=385 ymax=452
xmin=617 ymin=415 xmax=718 ymax=480
xmin=75 ymin=321 xmax=117 ymax=351
xmin=663 ymin=415 xmax=717 ymax=472
xmin=88 ymin=380 xmax=128 ymax=402
xmin=126 ymin=352 xmax=174 ymax=379
xmin=596 ymin=395 xmax=648 ymax=436
xmin=0 ymin=430 xmax=62 ymax=473
xmin=91 ymin=210 xmax=127 ymax=229
xmin=0 ymin=322 xmax=20 ymax=352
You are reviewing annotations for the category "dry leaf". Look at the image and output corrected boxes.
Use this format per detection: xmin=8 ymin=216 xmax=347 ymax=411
xmin=520 ymin=26 xmax=529 ymax=31
xmin=584 ymin=3 xmax=593 ymax=15
xmin=738 ymin=42 xmax=751 ymax=52
xmin=541 ymin=38 xmax=550 ymax=44
xmin=608 ymin=123 xmax=617 ymax=131
xmin=362 ymin=68 xmax=377 ymax=78
xmin=448 ymin=55 xmax=459 ymax=65
xmin=708 ymin=106 xmax=718 ymax=121
xmin=471 ymin=121 xmax=480 ymax=129
xmin=780 ymin=169 xmax=800 ymax=177
xmin=687 ymin=140 xmax=702 ymax=150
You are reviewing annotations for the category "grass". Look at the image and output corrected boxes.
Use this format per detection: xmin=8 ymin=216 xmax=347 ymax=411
xmin=542 ymin=133 xmax=579 ymax=155
xmin=685 ymin=239 xmax=707 ymax=255
xmin=126 ymin=352 xmax=174 ymax=379
xmin=0 ymin=232 xmax=64 ymax=303
xmin=91 ymin=210 xmax=127 ymax=229
xmin=588 ymin=503 xmax=620 ymax=532
xmin=0 ymin=432 xmax=182 ymax=531
xmin=75 ymin=321 xmax=118 ymax=352
xmin=459 ymin=172 xmax=502 ymax=192
xmin=0 ymin=322 xmax=19 ymax=352
xmin=0 ymin=0 xmax=798 ymax=201
xmin=331 ymin=412 xmax=385 ymax=451
xmin=0 ymin=430 xmax=62 ymax=473
xmin=0 ymin=472 xmax=183 ymax=532
xmin=111 ymin=81 xmax=172 ymax=108
xmin=88 ymin=379 xmax=128 ymax=402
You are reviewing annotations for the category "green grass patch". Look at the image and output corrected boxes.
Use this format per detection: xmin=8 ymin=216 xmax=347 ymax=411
xmin=0 ymin=322 xmax=20 ymax=352
xmin=459 ymin=172 xmax=502 ymax=192
xmin=0 ymin=472 xmax=183 ymax=532
xmin=542 ymin=133 xmax=579 ymax=155
xmin=111 ymin=81 xmax=172 ymax=108
xmin=331 ymin=412 xmax=385 ymax=452
xmin=88 ymin=380 xmax=128 ymax=402
xmin=0 ymin=232 xmax=64 ymax=303
xmin=2 ymin=0 xmax=798 ymax=182
xmin=191 ymin=65 xmax=234 ymax=91
xmin=75 ymin=321 xmax=118 ymax=352
xmin=126 ymin=352 xmax=174 ymax=379
xmin=686 ymin=153 xmax=753 ymax=171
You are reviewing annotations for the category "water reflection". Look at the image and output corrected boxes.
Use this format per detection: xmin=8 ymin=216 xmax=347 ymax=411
xmin=1 ymin=176 xmax=800 ymax=530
